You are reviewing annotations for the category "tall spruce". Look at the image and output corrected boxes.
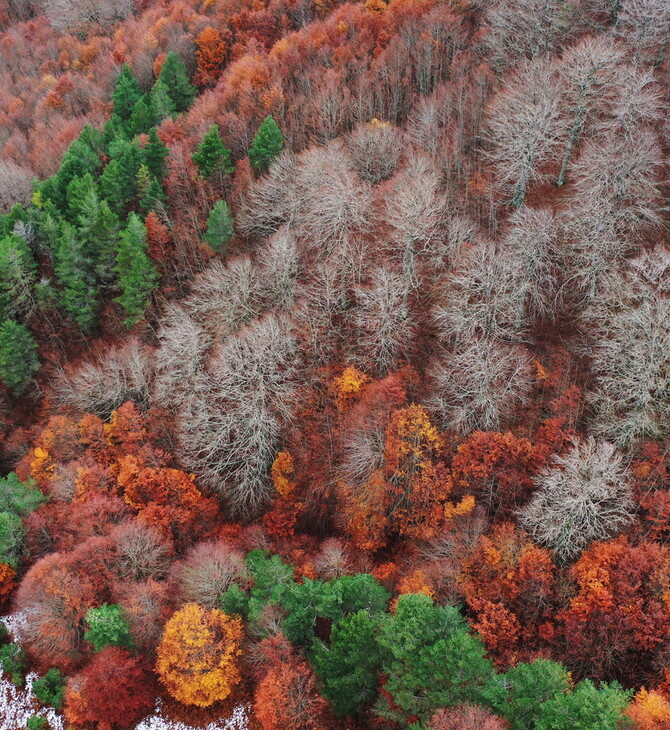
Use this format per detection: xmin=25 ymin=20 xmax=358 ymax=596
xmin=144 ymin=128 xmax=169 ymax=179
xmin=115 ymin=213 xmax=158 ymax=327
xmin=112 ymin=65 xmax=143 ymax=123
xmin=203 ymin=200 xmax=234 ymax=253
xmin=249 ymin=115 xmax=284 ymax=172
xmin=54 ymin=222 xmax=98 ymax=332
xmin=158 ymin=52 xmax=196 ymax=113
xmin=193 ymin=124 xmax=234 ymax=179
xmin=0 ymin=319 xmax=39 ymax=396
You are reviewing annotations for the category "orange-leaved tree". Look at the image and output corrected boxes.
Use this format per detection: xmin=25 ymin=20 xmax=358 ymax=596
xmin=155 ymin=603 xmax=243 ymax=707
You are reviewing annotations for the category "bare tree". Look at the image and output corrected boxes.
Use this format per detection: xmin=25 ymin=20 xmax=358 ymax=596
xmin=519 ymin=437 xmax=634 ymax=561
xmin=426 ymin=336 xmax=534 ymax=434
xmin=0 ymin=159 xmax=33 ymax=214
xmin=40 ymin=0 xmax=133 ymax=32
xmin=152 ymin=304 xmax=212 ymax=410
xmin=176 ymin=315 xmax=299 ymax=517
xmin=257 ymin=226 xmax=299 ymax=311
xmin=433 ymin=240 xmax=529 ymax=344
xmin=173 ymin=540 xmax=247 ymax=609
xmin=600 ymin=64 xmax=664 ymax=139
xmin=290 ymin=141 xmax=374 ymax=256
xmin=351 ymin=267 xmax=414 ymax=376
xmin=483 ymin=59 xmax=563 ymax=207
xmin=555 ymin=36 xmax=623 ymax=186
xmin=111 ymin=522 xmax=171 ymax=583
xmin=580 ymin=247 xmax=670 ymax=447
xmin=52 ymin=338 xmax=152 ymax=416
xmin=615 ymin=0 xmax=670 ymax=63
xmin=236 ymin=151 xmax=296 ymax=240
xmin=383 ymin=155 xmax=448 ymax=286
xmin=346 ymin=120 xmax=403 ymax=184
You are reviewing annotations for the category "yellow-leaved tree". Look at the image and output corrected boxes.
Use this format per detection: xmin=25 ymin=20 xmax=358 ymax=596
xmin=155 ymin=603 xmax=243 ymax=707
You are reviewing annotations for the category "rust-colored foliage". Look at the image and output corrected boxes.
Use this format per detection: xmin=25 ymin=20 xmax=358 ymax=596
xmin=195 ymin=26 xmax=227 ymax=87
xmin=156 ymin=603 xmax=243 ymax=707
xmin=0 ymin=562 xmax=16 ymax=604
xmin=625 ymin=689 xmax=670 ymax=729
xmin=429 ymin=704 xmax=509 ymax=729
xmin=63 ymin=647 xmax=156 ymax=727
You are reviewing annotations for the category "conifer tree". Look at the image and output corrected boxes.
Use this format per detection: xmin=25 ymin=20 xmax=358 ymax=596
xmin=150 ymin=78 xmax=176 ymax=123
xmin=129 ymin=95 xmax=155 ymax=137
xmin=144 ymin=128 xmax=169 ymax=179
xmin=249 ymin=115 xmax=284 ymax=172
xmin=54 ymin=223 xmax=98 ymax=331
xmin=115 ymin=213 xmax=158 ymax=327
xmin=137 ymin=166 xmax=167 ymax=213
xmin=99 ymin=139 xmax=143 ymax=215
xmin=76 ymin=189 xmax=120 ymax=285
xmin=193 ymin=124 xmax=234 ymax=179
xmin=203 ymin=200 xmax=234 ymax=253
xmin=65 ymin=173 xmax=97 ymax=223
xmin=113 ymin=64 xmax=143 ymax=123
xmin=0 ymin=319 xmax=39 ymax=396
xmin=158 ymin=52 xmax=196 ymax=113
xmin=0 ymin=235 xmax=37 ymax=321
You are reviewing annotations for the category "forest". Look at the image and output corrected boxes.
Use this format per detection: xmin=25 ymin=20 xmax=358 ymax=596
xmin=0 ymin=0 xmax=669 ymax=727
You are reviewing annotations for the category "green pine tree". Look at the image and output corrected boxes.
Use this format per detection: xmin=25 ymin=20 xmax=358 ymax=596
xmin=112 ymin=64 xmax=143 ymax=122
xmin=129 ymin=95 xmax=156 ymax=137
xmin=193 ymin=124 xmax=234 ymax=179
xmin=144 ymin=127 xmax=169 ymax=179
xmin=158 ymin=52 xmax=196 ymax=113
xmin=0 ymin=319 xmax=39 ymax=396
xmin=115 ymin=213 xmax=158 ymax=327
xmin=99 ymin=138 xmax=143 ymax=215
xmin=249 ymin=115 xmax=284 ymax=172
xmin=203 ymin=200 xmax=234 ymax=253
xmin=137 ymin=165 xmax=166 ymax=212
xmin=149 ymin=77 xmax=177 ymax=123
xmin=0 ymin=234 xmax=37 ymax=321
xmin=65 ymin=173 xmax=97 ymax=223
xmin=76 ymin=189 xmax=120 ymax=285
xmin=33 ymin=668 xmax=66 ymax=710
xmin=84 ymin=604 xmax=133 ymax=652
xmin=54 ymin=222 xmax=98 ymax=331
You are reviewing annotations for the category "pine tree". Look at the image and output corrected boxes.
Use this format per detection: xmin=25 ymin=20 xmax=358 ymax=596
xmin=76 ymin=189 xmax=120 ymax=285
xmin=158 ymin=52 xmax=196 ymax=113
xmin=0 ymin=320 xmax=39 ymax=396
xmin=99 ymin=139 xmax=143 ymax=215
xmin=113 ymin=64 xmax=143 ymax=123
xmin=193 ymin=124 xmax=234 ymax=179
xmin=203 ymin=200 xmax=234 ymax=253
xmin=54 ymin=223 xmax=98 ymax=331
xmin=129 ymin=95 xmax=155 ymax=137
xmin=0 ymin=235 xmax=37 ymax=322
xmin=115 ymin=213 xmax=158 ymax=327
xmin=249 ymin=115 xmax=284 ymax=172
xmin=144 ymin=128 xmax=169 ymax=179
xmin=137 ymin=165 xmax=166 ymax=213
xmin=149 ymin=78 xmax=176 ymax=123
xmin=65 ymin=173 xmax=97 ymax=223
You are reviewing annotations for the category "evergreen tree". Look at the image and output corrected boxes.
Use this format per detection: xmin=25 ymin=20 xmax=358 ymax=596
xmin=65 ymin=173 xmax=97 ymax=223
xmin=85 ymin=604 xmax=133 ymax=652
xmin=76 ymin=189 xmax=120 ymax=285
xmin=249 ymin=115 xmax=284 ymax=172
xmin=33 ymin=668 xmax=65 ymax=709
xmin=129 ymin=95 xmax=156 ymax=137
xmin=158 ymin=52 xmax=196 ymax=113
xmin=203 ymin=200 xmax=234 ymax=253
xmin=137 ymin=165 xmax=166 ymax=213
xmin=0 ymin=234 xmax=37 ymax=321
xmin=113 ymin=64 xmax=143 ymax=122
xmin=99 ymin=138 xmax=143 ymax=214
xmin=115 ymin=213 xmax=158 ymax=327
xmin=144 ymin=127 xmax=169 ymax=179
xmin=0 ymin=319 xmax=39 ymax=396
xmin=54 ymin=222 xmax=98 ymax=331
xmin=193 ymin=124 xmax=234 ymax=179
xmin=149 ymin=77 xmax=176 ymax=123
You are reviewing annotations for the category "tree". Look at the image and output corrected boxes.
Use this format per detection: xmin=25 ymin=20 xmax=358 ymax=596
xmin=150 ymin=78 xmax=176 ymax=123
xmin=204 ymin=200 xmax=234 ymax=254
xmin=0 ymin=319 xmax=39 ymax=396
xmin=484 ymin=59 xmax=562 ymax=206
xmin=0 ymin=234 xmax=37 ymax=322
xmin=63 ymin=647 xmax=155 ymax=727
xmin=519 ymin=438 xmax=634 ymax=562
xmin=84 ymin=603 xmax=133 ymax=652
xmin=195 ymin=26 xmax=227 ymax=87
xmin=534 ymin=679 xmax=631 ymax=730
xmin=0 ymin=642 xmax=26 ymax=686
xmin=377 ymin=594 xmax=494 ymax=722
xmin=249 ymin=115 xmax=285 ymax=172
xmin=346 ymin=120 xmax=402 ymax=183
xmin=115 ymin=213 xmax=158 ymax=327
xmin=54 ymin=223 xmax=98 ymax=331
xmin=33 ymin=668 xmax=65 ymax=709
xmin=625 ymin=689 xmax=670 ymax=729
xmin=155 ymin=603 xmax=243 ymax=707
xmin=193 ymin=124 xmax=235 ymax=187
xmin=311 ymin=609 xmax=382 ymax=716
xmin=76 ymin=188 xmax=120 ymax=286
xmin=129 ymin=95 xmax=155 ymax=137
xmin=144 ymin=128 xmax=169 ymax=179
xmin=112 ymin=64 xmax=142 ymax=123
xmin=429 ymin=705 xmax=508 ymax=730
xmin=157 ymin=52 xmax=196 ymax=113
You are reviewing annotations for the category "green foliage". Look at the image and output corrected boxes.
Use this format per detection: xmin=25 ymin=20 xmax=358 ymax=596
xmin=534 ymin=679 xmax=632 ymax=730
xmin=137 ymin=168 xmax=166 ymax=213
xmin=0 ymin=319 xmax=39 ymax=396
xmin=76 ymin=189 xmax=119 ymax=285
xmin=220 ymin=584 xmax=250 ymax=618
xmin=249 ymin=115 xmax=284 ymax=172
xmin=0 ymin=512 xmax=23 ymax=568
xmin=311 ymin=610 xmax=382 ymax=717
xmin=485 ymin=660 xmax=571 ymax=730
xmin=157 ymin=52 xmax=195 ymax=113
xmin=150 ymin=78 xmax=176 ymax=123
xmin=129 ymin=95 xmax=156 ymax=137
xmin=65 ymin=173 xmax=97 ymax=223
xmin=99 ymin=137 xmax=143 ymax=215
xmin=245 ymin=550 xmax=294 ymax=623
xmin=113 ymin=65 xmax=143 ymax=122
xmin=54 ymin=222 xmax=98 ymax=331
xmin=0 ymin=234 xmax=37 ymax=321
xmin=193 ymin=124 xmax=234 ymax=179
xmin=144 ymin=128 xmax=169 ymax=179
xmin=0 ymin=473 xmax=45 ymax=516
xmin=377 ymin=594 xmax=495 ymax=722
xmin=1 ymin=203 xmax=28 ymax=238
xmin=0 ymin=622 xmax=8 ymax=644
xmin=27 ymin=712 xmax=47 ymax=730
xmin=203 ymin=200 xmax=234 ymax=253
xmin=0 ymin=642 xmax=26 ymax=686
xmin=115 ymin=213 xmax=158 ymax=327
xmin=33 ymin=668 xmax=66 ymax=710
xmin=85 ymin=604 xmax=133 ymax=652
